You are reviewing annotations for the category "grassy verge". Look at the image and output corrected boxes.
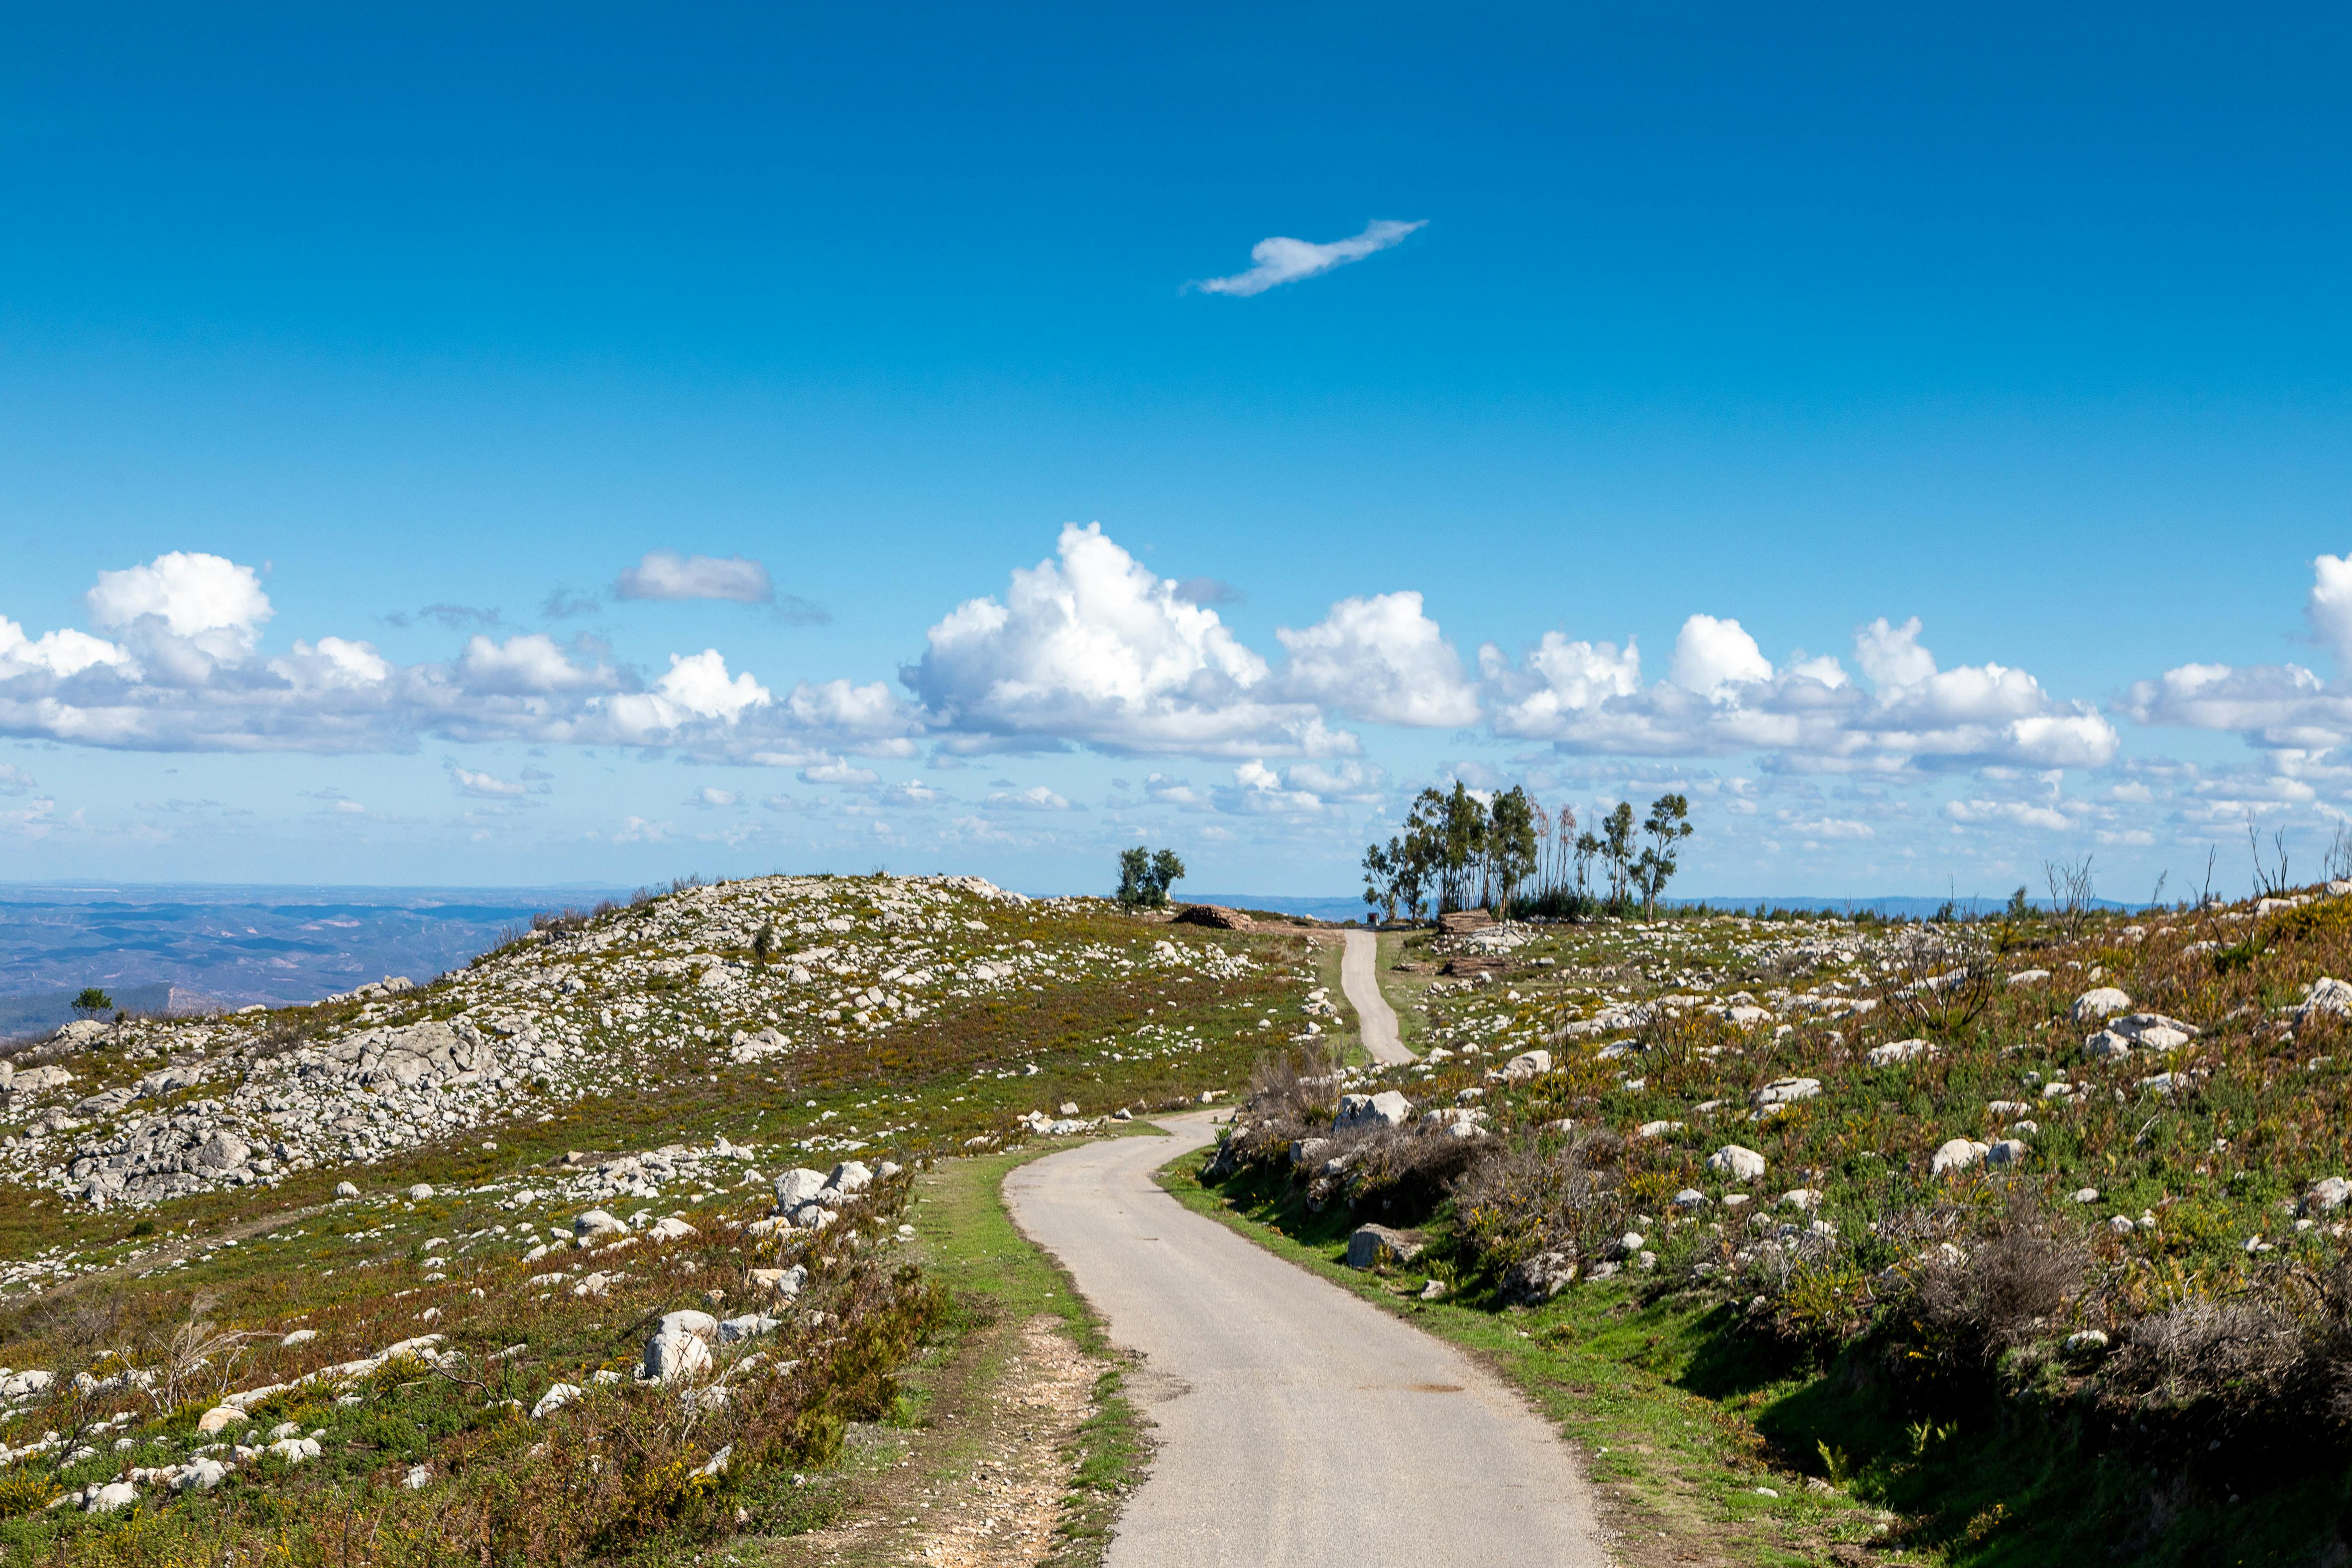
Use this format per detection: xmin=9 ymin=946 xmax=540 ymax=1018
xmin=1156 ymin=1146 xmax=1893 ymax=1567
xmin=904 ymin=1139 xmax=1156 ymax=1567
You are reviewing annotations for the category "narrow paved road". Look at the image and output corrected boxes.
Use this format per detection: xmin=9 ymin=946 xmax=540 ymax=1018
xmin=1341 ymin=928 xmax=1411 ymax=1065
xmin=1003 ymin=1115 xmax=1607 ymax=1568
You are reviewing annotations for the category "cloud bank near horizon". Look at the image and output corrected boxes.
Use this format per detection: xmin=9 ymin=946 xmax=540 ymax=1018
xmin=1 ymin=529 xmax=2344 ymax=873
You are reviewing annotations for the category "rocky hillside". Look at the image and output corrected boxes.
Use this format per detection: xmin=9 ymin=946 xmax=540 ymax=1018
xmin=0 ymin=874 xmax=1269 ymax=1217
xmin=0 ymin=872 xmax=1315 ymax=1562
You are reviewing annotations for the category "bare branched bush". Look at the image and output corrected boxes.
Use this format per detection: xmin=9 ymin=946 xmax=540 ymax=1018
xmin=1887 ymin=928 xmax=1998 ymax=1036
xmin=1895 ymin=1191 xmax=2089 ymax=1371
xmin=1449 ymin=1133 xmax=1615 ymax=1272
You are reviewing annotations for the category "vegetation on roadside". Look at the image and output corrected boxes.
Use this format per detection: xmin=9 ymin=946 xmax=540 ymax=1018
xmin=1198 ymin=883 xmax=2352 ymax=1563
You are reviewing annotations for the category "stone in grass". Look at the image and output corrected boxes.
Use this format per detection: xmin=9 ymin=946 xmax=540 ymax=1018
xmin=573 ymin=1209 xmax=628 ymax=1242
xmin=2304 ymin=1177 xmax=2352 ymax=1214
xmin=531 ymin=1382 xmax=582 ymax=1420
xmin=1334 ymin=1090 xmax=1412 ymax=1131
xmin=1501 ymin=1249 xmax=1577 ymax=1303
xmin=2063 ymin=1329 xmax=2111 ymax=1358
xmin=1752 ymin=1078 xmax=1821 ymax=1109
xmin=2299 ymin=978 xmax=2352 ymax=1020
xmin=1986 ymin=1139 xmax=2029 ymax=1167
xmin=177 ymin=1457 xmax=229 ymax=1491
xmin=1708 ymin=1145 xmax=1766 ymax=1183
xmin=1345 ymin=1224 xmax=1424 ymax=1270
xmin=1932 ymin=1138 xmax=1991 ymax=1176
xmin=1866 ymin=1039 xmax=1933 ymax=1067
xmin=196 ymin=1406 xmax=249 ymax=1435
xmin=407 ymin=1184 xmax=435 ymax=1201
xmin=772 ymin=1169 xmax=829 ymax=1210
xmin=1498 ymin=1050 xmax=1552 ymax=1083
xmin=334 ymin=1181 xmax=360 ymax=1199
xmin=2071 ymin=987 xmax=2132 ymax=1023
xmin=402 ymin=1464 xmax=432 ymax=1491
xmin=84 ymin=1481 xmax=137 ymax=1513
xmin=647 ymin=1216 xmax=697 ymax=1242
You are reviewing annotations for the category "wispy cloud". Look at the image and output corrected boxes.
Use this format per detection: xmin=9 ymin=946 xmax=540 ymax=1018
xmin=615 ymin=551 xmax=774 ymax=604
xmin=1192 ymin=219 xmax=1425 ymax=297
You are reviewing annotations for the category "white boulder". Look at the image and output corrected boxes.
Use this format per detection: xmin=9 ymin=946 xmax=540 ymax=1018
xmin=1335 ymin=1090 xmax=1412 ymax=1131
xmin=1707 ymin=1145 xmax=1767 ymax=1183
xmin=1931 ymin=1138 xmax=1990 ymax=1175
xmin=2071 ymin=987 xmax=2132 ymax=1023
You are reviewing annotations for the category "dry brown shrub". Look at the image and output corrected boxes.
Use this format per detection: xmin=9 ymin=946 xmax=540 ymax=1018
xmin=1449 ymin=1133 xmax=1615 ymax=1272
xmin=1899 ymin=1189 xmax=2090 ymax=1368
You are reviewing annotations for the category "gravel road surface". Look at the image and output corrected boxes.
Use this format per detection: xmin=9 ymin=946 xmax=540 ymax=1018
xmin=1341 ymin=928 xmax=1411 ymax=1065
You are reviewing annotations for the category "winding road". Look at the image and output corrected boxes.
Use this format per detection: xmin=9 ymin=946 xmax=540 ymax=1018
xmin=1340 ymin=929 xmax=1411 ymax=1065
xmin=1003 ymin=1115 xmax=1607 ymax=1568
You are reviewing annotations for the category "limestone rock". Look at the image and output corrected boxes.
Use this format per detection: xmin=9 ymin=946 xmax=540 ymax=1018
xmin=1866 ymin=1039 xmax=1933 ymax=1067
xmin=2071 ymin=986 xmax=2133 ymax=1023
xmin=1334 ymin=1090 xmax=1411 ymax=1131
xmin=1498 ymin=1050 xmax=1552 ymax=1083
xmin=1501 ymin=1248 xmax=1577 ymax=1303
xmin=1345 ymin=1224 xmax=1424 ymax=1269
xmin=1932 ymin=1138 xmax=1990 ymax=1175
xmin=1708 ymin=1145 xmax=1767 ymax=1182
xmin=1753 ymin=1077 xmax=1821 ymax=1108
xmin=2305 ymin=1177 xmax=2352 ymax=1214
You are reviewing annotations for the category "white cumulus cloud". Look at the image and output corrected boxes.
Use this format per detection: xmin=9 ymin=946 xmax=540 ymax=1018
xmin=909 ymin=523 xmax=1350 ymax=757
xmin=1276 ymin=591 xmax=1479 ymax=726
xmin=1668 ymin=614 xmax=1774 ymax=697
xmin=1193 ymin=220 xmax=1425 ymax=297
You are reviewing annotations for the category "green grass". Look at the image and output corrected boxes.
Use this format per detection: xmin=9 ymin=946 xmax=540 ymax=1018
xmin=905 ymin=1139 xmax=1156 ymax=1566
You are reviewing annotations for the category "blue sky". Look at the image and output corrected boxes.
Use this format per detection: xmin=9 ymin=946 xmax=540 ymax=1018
xmin=5 ymin=2 xmax=2352 ymax=900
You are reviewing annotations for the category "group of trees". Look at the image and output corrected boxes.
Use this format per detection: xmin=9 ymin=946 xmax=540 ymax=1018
xmin=1114 ymin=846 xmax=1187 ymax=908
xmin=1362 ymin=785 xmax=1694 ymax=924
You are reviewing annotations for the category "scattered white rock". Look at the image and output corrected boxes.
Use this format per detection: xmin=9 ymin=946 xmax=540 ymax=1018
xmin=1932 ymin=1138 xmax=1990 ymax=1175
xmin=2072 ymin=986 xmax=2133 ymax=1023
xmin=1708 ymin=1145 xmax=1767 ymax=1183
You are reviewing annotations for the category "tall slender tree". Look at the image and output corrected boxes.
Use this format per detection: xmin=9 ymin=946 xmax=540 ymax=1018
xmin=1634 ymin=793 xmax=1694 ymax=918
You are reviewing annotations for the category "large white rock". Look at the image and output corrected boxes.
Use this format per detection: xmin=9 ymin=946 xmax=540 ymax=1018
xmin=1334 ymin=1090 xmax=1412 ymax=1131
xmin=2304 ymin=1177 xmax=2352 ymax=1214
xmin=2111 ymin=1013 xmax=2199 ymax=1050
xmin=2083 ymin=1030 xmax=2133 ymax=1059
xmin=642 ymin=1328 xmax=713 ymax=1383
xmin=657 ymin=1309 xmax=719 ymax=1341
xmin=828 ymin=1160 xmax=874 ymax=1195
xmin=573 ymin=1209 xmax=627 ymax=1242
xmin=1498 ymin=1050 xmax=1552 ymax=1083
xmin=1753 ymin=1077 xmax=1821 ymax=1108
xmin=196 ymin=1405 xmax=249 ymax=1435
xmin=647 ymin=1216 xmax=697 ymax=1242
xmin=1867 ymin=1039 xmax=1933 ymax=1067
xmin=1708 ymin=1145 xmax=1767 ymax=1183
xmin=334 ymin=1181 xmax=361 ymax=1199
xmin=773 ymin=1168 xmax=829 ymax=1209
xmin=1932 ymin=1138 xmax=1990 ymax=1175
xmin=176 ymin=1456 xmax=229 ymax=1491
xmin=2071 ymin=987 xmax=2133 ymax=1023
xmin=1986 ymin=1139 xmax=2029 ymax=1166
xmin=85 ymin=1481 xmax=137 ymax=1513
xmin=196 ymin=1131 xmax=250 ymax=1171
xmin=2300 ymin=978 xmax=2352 ymax=1019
